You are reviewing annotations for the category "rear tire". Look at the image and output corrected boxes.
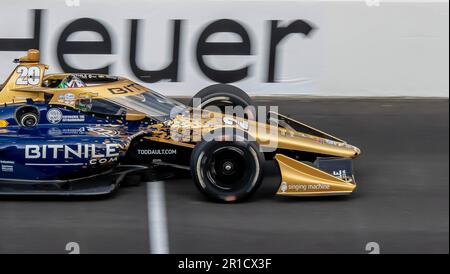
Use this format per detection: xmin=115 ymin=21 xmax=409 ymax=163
xmin=191 ymin=140 xmax=264 ymax=203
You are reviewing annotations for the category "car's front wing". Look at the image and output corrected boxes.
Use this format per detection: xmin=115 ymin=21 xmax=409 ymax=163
xmin=275 ymin=154 xmax=356 ymax=196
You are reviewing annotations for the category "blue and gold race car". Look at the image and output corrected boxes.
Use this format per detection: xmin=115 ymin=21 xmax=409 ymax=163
xmin=0 ymin=50 xmax=361 ymax=202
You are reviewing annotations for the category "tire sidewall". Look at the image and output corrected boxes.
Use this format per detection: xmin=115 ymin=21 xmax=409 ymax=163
xmin=191 ymin=140 xmax=263 ymax=202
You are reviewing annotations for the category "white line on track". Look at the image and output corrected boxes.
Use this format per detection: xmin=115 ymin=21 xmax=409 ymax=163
xmin=147 ymin=181 xmax=170 ymax=254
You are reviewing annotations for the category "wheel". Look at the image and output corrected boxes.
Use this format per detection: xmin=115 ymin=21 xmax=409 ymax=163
xmin=191 ymin=140 xmax=264 ymax=203
xmin=189 ymin=84 xmax=256 ymax=120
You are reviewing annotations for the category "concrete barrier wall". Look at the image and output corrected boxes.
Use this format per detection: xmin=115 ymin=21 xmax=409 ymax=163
xmin=0 ymin=0 xmax=448 ymax=97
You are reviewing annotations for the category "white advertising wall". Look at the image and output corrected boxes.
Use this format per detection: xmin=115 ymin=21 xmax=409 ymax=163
xmin=0 ymin=0 xmax=448 ymax=97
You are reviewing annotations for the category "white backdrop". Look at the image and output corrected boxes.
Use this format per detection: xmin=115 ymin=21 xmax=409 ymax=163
xmin=0 ymin=0 xmax=448 ymax=97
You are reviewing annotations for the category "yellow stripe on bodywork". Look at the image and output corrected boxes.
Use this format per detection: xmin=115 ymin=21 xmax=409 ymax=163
xmin=0 ymin=120 xmax=8 ymax=127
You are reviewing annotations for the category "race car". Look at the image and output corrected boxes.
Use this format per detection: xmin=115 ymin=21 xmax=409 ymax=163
xmin=0 ymin=49 xmax=361 ymax=202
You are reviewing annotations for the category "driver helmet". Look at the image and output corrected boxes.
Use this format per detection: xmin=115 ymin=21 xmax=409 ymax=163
xmin=58 ymin=75 xmax=86 ymax=89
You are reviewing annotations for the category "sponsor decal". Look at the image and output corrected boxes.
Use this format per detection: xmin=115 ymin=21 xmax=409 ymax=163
xmin=0 ymin=160 xmax=14 ymax=165
xmin=1 ymin=165 xmax=14 ymax=173
xmin=15 ymin=66 xmax=40 ymax=85
xmin=58 ymin=94 xmax=65 ymax=103
xmin=286 ymin=183 xmax=331 ymax=192
xmin=325 ymin=139 xmax=336 ymax=145
xmin=46 ymin=108 xmax=63 ymax=124
xmin=61 ymin=114 xmax=85 ymax=123
xmin=0 ymin=160 xmax=14 ymax=173
xmin=108 ymin=83 xmax=146 ymax=94
xmin=46 ymin=108 xmax=85 ymax=124
xmin=280 ymin=181 xmax=288 ymax=193
xmin=87 ymin=127 xmax=119 ymax=137
xmin=333 ymin=170 xmax=347 ymax=180
xmin=64 ymin=93 xmax=76 ymax=105
xmin=74 ymin=74 xmax=117 ymax=81
xmin=332 ymin=169 xmax=353 ymax=182
xmin=47 ymin=127 xmax=62 ymax=136
xmin=25 ymin=143 xmax=120 ymax=160
xmin=0 ymin=160 xmax=15 ymax=173
xmin=138 ymin=149 xmax=177 ymax=155
xmin=47 ymin=127 xmax=86 ymax=136
xmin=89 ymin=157 xmax=118 ymax=165
xmin=223 ymin=117 xmax=249 ymax=130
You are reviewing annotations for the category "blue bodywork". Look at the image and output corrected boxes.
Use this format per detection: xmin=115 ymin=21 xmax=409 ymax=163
xmin=0 ymin=102 xmax=150 ymax=187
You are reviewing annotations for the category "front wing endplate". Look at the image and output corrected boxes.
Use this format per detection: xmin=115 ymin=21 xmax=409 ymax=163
xmin=275 ymin=154 xmax=356 ymax=196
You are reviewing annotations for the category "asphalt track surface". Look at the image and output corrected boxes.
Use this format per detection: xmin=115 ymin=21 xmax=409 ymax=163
xmin=0 ymin=98 xmax=448 ymax=254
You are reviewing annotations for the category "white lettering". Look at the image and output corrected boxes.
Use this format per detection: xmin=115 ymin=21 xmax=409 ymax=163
xmin=47 ymin=144 xmax=64 ymax=159
xmin=106 ymin=144 xmax=120 ymax=157
xmin=91 ymin=144 xmax=105 ymax=158
xmin=24 ymin=144 xmax=121 ymax=161
xmin=25 ymin=145 xmax=40 ymax=159
xmin=64 ymin=143 xmax=82 ymax=159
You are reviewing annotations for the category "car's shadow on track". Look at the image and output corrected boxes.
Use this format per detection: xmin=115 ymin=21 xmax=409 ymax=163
xmin=0 ymin=186 xmax=137 ymax=201
xmin=166 ymin=174 xmax=359 ymax=205
xmin=0 ymin=193 xmax=118 ymax=202
xmin=0 ymin=167 xmax=185 ymax=202
xmin=0 ymin=159 xmax=362 ymax=204
xmin=157 ymin=159 xmax=365 ymax=204
xmin=271 ymin=194 xmax=355 ymax=203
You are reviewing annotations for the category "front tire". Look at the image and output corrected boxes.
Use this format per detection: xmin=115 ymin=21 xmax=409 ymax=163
xmin=191 ymin=140 xmax=264 ymax=203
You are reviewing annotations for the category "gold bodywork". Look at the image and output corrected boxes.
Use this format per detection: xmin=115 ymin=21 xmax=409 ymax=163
xmin=0 ymin=50 xmax=150 ymax=106
xmin=166 ymin=113 xmax=360 ymax=158
xmin=162 ymin=113 xmax=360 ymax=196
xmin=0 ymin=50 xmax=362 ymax=197
xmin=275 ymin=154 xmax=355 ymax=196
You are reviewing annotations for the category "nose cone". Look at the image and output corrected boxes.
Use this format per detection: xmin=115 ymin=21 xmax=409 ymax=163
xmin=353 ymin=146 xmax=361 ymax=157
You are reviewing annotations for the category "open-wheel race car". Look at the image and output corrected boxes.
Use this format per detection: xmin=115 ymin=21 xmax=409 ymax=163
xmin=0 ymin=50 xmax=361 ymax=202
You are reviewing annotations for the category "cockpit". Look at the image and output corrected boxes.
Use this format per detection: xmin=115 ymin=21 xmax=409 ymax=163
xmin=44 ymin=74 xmax=186 ymax=121
xmin=43 ymin=74 xmax=119 ymax=88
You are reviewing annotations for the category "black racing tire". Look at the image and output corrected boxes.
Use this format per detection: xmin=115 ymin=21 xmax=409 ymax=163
xmin=190 ymin=140 xmax=264 ymax=203
xmin=189 ymin=84 xmax=257 ymax=120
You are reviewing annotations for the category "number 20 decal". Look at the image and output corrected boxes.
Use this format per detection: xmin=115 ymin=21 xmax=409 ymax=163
xmin=16 ymin=66 xmax=40 ymax=85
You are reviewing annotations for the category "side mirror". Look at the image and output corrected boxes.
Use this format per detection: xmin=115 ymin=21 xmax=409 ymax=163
xmin=126 ymin=112 xmax=146 ymax=121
